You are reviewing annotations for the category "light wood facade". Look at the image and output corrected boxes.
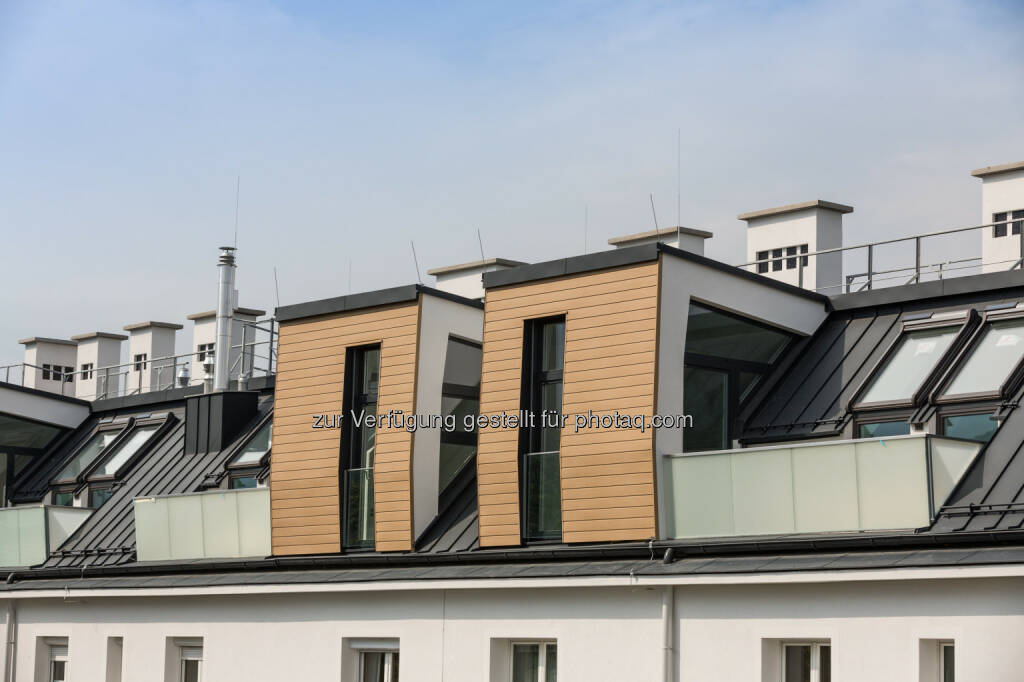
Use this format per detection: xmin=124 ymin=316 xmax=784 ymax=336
xmin=477 ymin=260 xmax=661 ymax=546
xmin=270 ymin=301 xmax=420 ymax=554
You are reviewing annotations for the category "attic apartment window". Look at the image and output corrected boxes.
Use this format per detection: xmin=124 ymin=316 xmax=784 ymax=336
xmin=942 ymin=413 xmax=997 ymax=443
xmin=80 ymin=363 xmax=93 ymax=380
xmin=783 ymin=642 xmax=830 ymax=682
xmin=856 ymin=326 xmax=959 ymax=407
xmin=342 ymin=345 xmax=380 ymax=550
xmin=134 ymin=354 xmax=147 ymax=371
xmin=196 ymin=343 xmax=214 ymax=362
xmin=227 ymin=420 xmax=272 ymax=489
xmin=53 ymin=430 xmax=120 ymax=482
xmin=48 ymin=643 xmax=68 ymax=682
xmin=992 ymin=210 xmax=1024 ymax=238
xmin=756 ymin=245 xmax=808 ymax=273
xmin=683 ymin=303 xmax=791 ymax=452
xmin=512 ymin=642 xmax=558 ymax=682
xmin=940 ymin=317 xmax=1024 ymax=399
xmin=858 ymin=420 xmax=911 ymax=438
xmin=439 ymin=337 xmax=482 ymax=494
xmin=179 ymin=645 xmax=203 ymax=682
xmin=521 ymin=317 xmax=565 ymax=542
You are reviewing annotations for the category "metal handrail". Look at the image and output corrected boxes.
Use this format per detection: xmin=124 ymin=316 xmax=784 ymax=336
xmin=737 ymin=218 xmax=1023 ymax=293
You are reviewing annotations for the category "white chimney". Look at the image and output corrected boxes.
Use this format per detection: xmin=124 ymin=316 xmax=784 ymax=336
xmin=972 ymin=160 xmax=1024 ymax=274
xmin=739 ymin=200 xmax=853 ymax=293
xmin=71 ymin=332 xmax=127 ymax=400
xmin=18 ymin=337 xmax=77 ymax=393
xmin=122 ymin=321 xmax=182 ymax=393
xmin=187 ymin=305 xmax=265 ymax=387
xmin=607 ymin=226 xmax=712 ymax=254
xmin=214 ymin=247 xmax=237 ymax=391
xmin=427 ymin=258 xmax=527 ymax=300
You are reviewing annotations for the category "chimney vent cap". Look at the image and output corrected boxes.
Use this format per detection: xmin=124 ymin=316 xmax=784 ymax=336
xmin=971 ymin=160 xmax=1024 ymax=178
xmin=607 ymin=226 xmax=712 ymax=247
xmin=18 ymin=337 xmax=77 ymax=347
xmin=70 ymin=332 xmax=128 ymax=342
xmin=738 ymin=199 xmax=853 ymax=222
xmin=122 ymin=321 xmax=184 ymax=332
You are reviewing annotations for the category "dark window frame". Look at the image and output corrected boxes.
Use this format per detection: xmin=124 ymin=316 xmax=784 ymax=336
xmin=854 ymin=410 xmax=914 ymax=439
xmin=51 ymin=486 xmax=76 ymax=507
xmin=931 ymin=308 xmax=1024 ymax=405
xmin=849 ymin=311 xmax=978 ymax=413
xmin=133 ymin=353 xmax=148 ymax=372
xmin=228 ymin=471 xmax=261 ymax=489
xmin=518 ymin=315 xmax=565 ymax=543
xmin=339 ymin=343 xmax=381 ymax=551
xmin=80 ymin=414 xmax=171 ymax=490
xmin=936 ymin=404 xmax=1000 ymax=443
xmin=49 ymin=421 xmax=130 ymax=486
xmin=439 ymin=335 xmax=482 ymax=500
xmin=87 ymin=484 xmax=114 ymax=509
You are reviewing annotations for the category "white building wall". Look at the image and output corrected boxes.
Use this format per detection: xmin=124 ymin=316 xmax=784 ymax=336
xmin=4 ymin=575 xmax=1024 ymax=681
xmin=20 ymin=342 xmax=76 ymax=393
xmin=74 ymin=337 xmax=123 ymax=400
xmin=744 ymin=206 xmax=847 ymax=294
xmin=979 ymin=167 xmax=1024 ymax=273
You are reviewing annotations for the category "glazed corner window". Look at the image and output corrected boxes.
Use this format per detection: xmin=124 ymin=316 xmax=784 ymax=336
xmin=179 ymin=645 xmax=203 ymax=682
xmin=942 ymin=413 xmax=998 ymax=443
xmin=342 ymin=345 xmax=380 ymax=550
xmin=857 ymin=326 xmax=960 ymax=406
xmin=359 ymin=650 xmax=399 ymax=682
xmin=439 ymin=337 xmax=481 ymax=494
xmin=783 ymin=642 xmax=830 ymax=682
xmin=521 ymin=317 xmax=565 ymax=542
xmin=683 ymin=303 xmax=792 ymax=452
xmin=512 ymin=642 xmax=557 ymax=682
xmin=941 ymin=317 xmax=1024 ymax=399
xmin=858 ymin=420 xmax=911 ymax=438
xmin=48 ymin=643 xmax=68 ymax=682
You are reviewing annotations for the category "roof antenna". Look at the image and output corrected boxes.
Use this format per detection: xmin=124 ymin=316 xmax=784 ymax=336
xmin=584 ymin=204 xmax=589 ymax=254
xmin=649 ymin=193 xmax=659 ymax=231
xmin=411 ymin=241 xmax=423 ymax=283
xmin=273 ymin=266 xmax=281 ymax=308
xmin=348 ymin=258 xmax=352 ymax=294
xmin=676 ymin=128 xmax=681 ymax=227
xmin=476 ymin=228 xmax=485 ymax=262
xmin=233 ymin=173 xmax=241 ymax=248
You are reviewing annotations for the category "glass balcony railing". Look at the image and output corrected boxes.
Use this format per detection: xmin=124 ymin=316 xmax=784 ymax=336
xmin=344 ymin=467 xmax=374 ymax=549
xmin=0 ymin=505 xmax=93 ymax=568
xmin=663 ymin=434 xmax=981 ymax=540
xmin=133 ymin=487 xmax=270 ymax=561
xmin=524 ymin=450 xmax=562 ymax=541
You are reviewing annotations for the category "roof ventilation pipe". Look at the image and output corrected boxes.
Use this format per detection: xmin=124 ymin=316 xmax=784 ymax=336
xmin=214 ymin=247 xmax=236 ymax=392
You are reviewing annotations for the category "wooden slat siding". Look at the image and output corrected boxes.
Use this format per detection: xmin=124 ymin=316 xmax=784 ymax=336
xmin=270 ymin=301 xmax=420 ymax=555
xmin=477 ymin=261 xmax=660 ymax=547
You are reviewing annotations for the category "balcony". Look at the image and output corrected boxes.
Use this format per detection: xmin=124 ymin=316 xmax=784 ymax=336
xmin=0 ymin=505 xmax=92 ymax=567
xmin=663 ymin=435 xmax=981 ymax=539
xmin=133 ymin=487 xmax=270 ymax=562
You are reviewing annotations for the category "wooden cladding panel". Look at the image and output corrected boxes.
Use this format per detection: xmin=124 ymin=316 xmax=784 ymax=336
xmin=270 ymin=301 xmax=419 ymax=555
xmin=477 ymin=261 xmax=659 ymax=547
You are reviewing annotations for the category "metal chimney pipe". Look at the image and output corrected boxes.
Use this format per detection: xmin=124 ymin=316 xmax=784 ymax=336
xmin=214 ymin=246 xmax=236 ymax=391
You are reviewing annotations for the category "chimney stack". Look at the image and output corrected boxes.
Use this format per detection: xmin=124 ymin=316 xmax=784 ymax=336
xmin=214 ymin=247 xmax=237 ymax=392
xmin=972 ymin=160 xmax=1024 ymax=274
xmin=427 ymin=258 xmax=526 ymax=300
xmin=739 ymin=200 xmax=853 ymax=293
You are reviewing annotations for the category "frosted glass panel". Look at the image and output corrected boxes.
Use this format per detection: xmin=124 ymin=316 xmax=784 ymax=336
xmin=669 ymin=454 xmax=733 ymax=538
xmin=731 ymin=450 xmax=793 ymax=535
xmin=945 ymin=319 xmax=1024 ymax=396
xmin=931 ymin=437 xmax=981 ymax=510
xmin=860 ymin=327 xmax=958 ymax=403
xmin=792 ymin=444 xmax=859 ymax=532
xmin=0 ymin=506 xmax=90 ymax=567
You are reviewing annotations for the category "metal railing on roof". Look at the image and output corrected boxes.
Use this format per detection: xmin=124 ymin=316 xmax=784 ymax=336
xmin=736 ymin=218 xmax=1024 ymax=294
xmin=1 ymin=318 xmax=278 ymax=400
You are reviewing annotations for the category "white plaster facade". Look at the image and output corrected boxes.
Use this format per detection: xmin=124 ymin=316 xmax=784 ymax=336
xmin=1 ymin=568 xmax=1021 ymax=681
xmin=18 ymin=339 xmax=77 ymax=394
xmin=70 ymin=333 xmax=126 ymax=400
xmin=123 ymin=322 xmax=182 ymax=394
xmin=975 ymin=163 xmax=1024 ymax=274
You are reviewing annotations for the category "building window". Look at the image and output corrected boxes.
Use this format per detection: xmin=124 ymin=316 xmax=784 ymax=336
xmin=53 ymin=489 xmax=75 ymax=506
xmin=179 ymin=645 xmax=202 ymax=682
xmin=196 ymin=343 xmax=215 ymax=363
xmin=856 ymin=325 xmax=961 ymax=407
xmin=81 ymin=363 xmax=94 ymax=380
xmin=772 ymin=248 xmax=783 ymax=271
xmin=359 ymin=650 xmax=399 ymax=682
xmin=993 ymin=210 xmax=1023 ymax=238
xmin=512 ymin=642 xmax=557 ymax=682
xmin=941 ymin=413 xmax=997 ymax=443
xmin=53 ymin=429 xmax=121 ymax=483
xmin=757 ymin=245 xmax=808 ymax=273
xmin=342 ymin=345 xmax=380 ymax=549
xmin=858 ymin=420 xmax=911 ymax=438
xmin=783 ymin=642 xmax=830 ymax=682
xmin=683 ymin=303 xmax=792 ymax=452
xmin=940 ymin=316 xmax=1024 ymax=400
xmin=62 ymin=366 xmax=73 ymax=383
xmin=229 ymin=474 xmax=259 ymax=489
xmin=49 ymin=644 xmax=68 ymax=682
xmin=42 ymin=363 xmax=51 ymax=380
xmin=940 ymin=642 xmax=954 ymax=682
xmin=88 ymin=486 xmax=114 ymax=508
xmin=134 ymin=354 xmax=147 ymax=371
xmin=756 ymin=250 xmax=770 ymax=273
xmin=439 ymin=337 xmax=481 ymax=495
xmin=521 ymin=317 xmax=565 ymax=542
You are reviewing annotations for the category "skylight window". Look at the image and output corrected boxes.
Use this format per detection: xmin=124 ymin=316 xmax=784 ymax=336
xmin=942 ymin=318 xmax=1024 ymax=398
xmin=857 ymin=326 xmax=959 ymax=405
xmin=53 ymin=430 xmax=120 ymax=482
xmin=91 ymin=425 xmax=160 ymax=478
xmin=231 ymin=421 xmax=271 ymax=467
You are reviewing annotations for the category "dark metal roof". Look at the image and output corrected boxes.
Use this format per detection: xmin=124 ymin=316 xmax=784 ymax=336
xmin=741 ymin=286 xmax=1024 ymax=442
xmin=275 ymin=283 xmax=483 ymax=323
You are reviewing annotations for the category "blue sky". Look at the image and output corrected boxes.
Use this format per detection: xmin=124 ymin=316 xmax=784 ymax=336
xmin=2 ymin=0 xmax=1023 ymax=366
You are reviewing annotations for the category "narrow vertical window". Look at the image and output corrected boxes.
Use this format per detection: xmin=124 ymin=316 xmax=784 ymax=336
xmin=439 ymin=337 xmax=481 ymax=495
xmin=49 ymin=644 xmax=68 ymax=682
xmin=358 ymin=650 xmax=399 ymax=682
xmin=994 ymin=211 xmax=1008 ymax=238
xmin=42 ymin=364 xmax=51 ymax=380
xmin=521 ymin=317 xmax=564 ymax=542
xmin=511 ymin=642 xmax=557 ymax=682
xmin=342 ymin=345 xmax=380 ymax=549
xmin=783 ymin=643 xmax=829 ymax=682
xmin=179 ymin=645 xmax=202 ymax=682
xmin=940 ymin=643 xmax=954 ymax=682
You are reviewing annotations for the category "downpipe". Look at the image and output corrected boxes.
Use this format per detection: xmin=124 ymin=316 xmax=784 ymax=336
xmin=3 ymin=599 xmax=16 ymax=682
xmin=661 ymin=585 xmax=674 ymax=682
